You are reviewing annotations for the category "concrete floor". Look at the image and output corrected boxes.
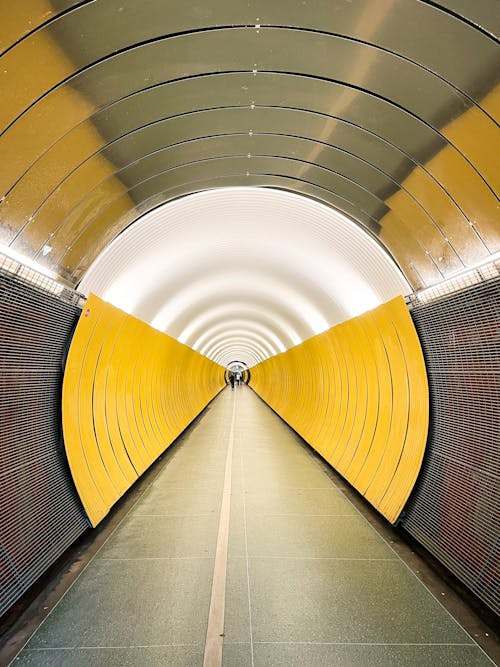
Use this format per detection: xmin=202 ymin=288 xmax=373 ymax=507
xmin=10 ymin=387 xmax=495 ymax=666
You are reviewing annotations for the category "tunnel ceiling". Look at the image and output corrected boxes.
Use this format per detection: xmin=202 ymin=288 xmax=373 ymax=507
xmin=1 ymin=1 xmax=499 ymax=363
xmin=79 ymin=188 xmax=410 ymax=366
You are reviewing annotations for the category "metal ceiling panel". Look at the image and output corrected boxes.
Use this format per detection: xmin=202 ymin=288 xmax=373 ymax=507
xmin=0 ymin=1 xmax=498 ymax=292
xmin=26 ymin=133 xmax=468 ymax=279
xmin=6 ymin=1 xmax=499 ymax=111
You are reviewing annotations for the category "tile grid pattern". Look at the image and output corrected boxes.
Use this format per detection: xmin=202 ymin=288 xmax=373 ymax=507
xmin=12 ymin=388 xmax=494 ymax=666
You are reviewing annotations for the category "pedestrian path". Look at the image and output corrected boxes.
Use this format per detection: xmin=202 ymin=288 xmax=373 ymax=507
xmin=11 ymin=387 xmax=493 ymax=666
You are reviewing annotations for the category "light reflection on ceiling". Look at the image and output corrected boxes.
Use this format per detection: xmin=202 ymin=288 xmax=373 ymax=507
xmin=79 ymin=187 xmax=410 ymax=366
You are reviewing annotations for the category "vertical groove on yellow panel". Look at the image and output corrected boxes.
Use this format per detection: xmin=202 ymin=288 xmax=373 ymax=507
xmin=62 ymin=306 xmax=108 ymax=526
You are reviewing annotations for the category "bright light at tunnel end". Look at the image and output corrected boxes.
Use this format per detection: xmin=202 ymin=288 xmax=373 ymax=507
xmin=80 ymin=187 xmax=410 ymax=367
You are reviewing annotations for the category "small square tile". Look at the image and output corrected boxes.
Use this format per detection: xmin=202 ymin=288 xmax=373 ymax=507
xmin=222 ymin=643 xmax=253 ymax=667
xmin=224 ymin=559 xmax=251 ymax=643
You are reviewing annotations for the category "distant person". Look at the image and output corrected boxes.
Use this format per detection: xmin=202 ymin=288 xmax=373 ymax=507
xmin=236 ymin=372 xmax=242 ymax=385
xmin=229 ymin=373 xmax=235 ymax=389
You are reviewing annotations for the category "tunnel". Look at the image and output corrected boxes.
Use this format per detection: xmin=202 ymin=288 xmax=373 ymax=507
xmin=0 ymin=2 xmax=499 ymax=666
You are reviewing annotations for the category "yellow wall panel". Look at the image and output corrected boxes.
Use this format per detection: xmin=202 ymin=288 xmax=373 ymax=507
xmin=318 ymin=333 xmax=342 ymax=460
xmin=61 ymin=305 xmax=108 ymax=524
xmin=364 ymin=305 xmax=409 ymax=509
xmin=345 ymin=313 xmax=382 ymax=483
xmin=336 ymin=319 xmax=368 ymax=477
xmin=250 ymin=296 xmax=429 ymax=524
xmin=378 ymin=299 xmax=430 ymax=519
xmin=332 ymin=321 xmax=363 ymax=471
xmin=83 ymin=311 xmax=127 ymax=500
xmin=62 ymin=294 xmax=225 ymax=526
xmin=116 ymin=317 xmax=149 ymax=475
xmin=351 ymin=309 xmax=392 ymax=495
xmin=327 ymin=328 xmax=351 ymax=466
xmin=96 ymin=309 xmax=138 ymax=487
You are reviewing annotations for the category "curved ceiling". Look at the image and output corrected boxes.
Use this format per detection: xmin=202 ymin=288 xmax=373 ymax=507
xmin=0 ymin=1 xmax=498 ymax=363
xmin=79 ymin=187 xmax=409 ymax=365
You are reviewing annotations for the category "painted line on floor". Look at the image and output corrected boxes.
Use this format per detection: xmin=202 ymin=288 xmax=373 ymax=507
xmin=203 ymin=393 xmax=237 ymax=667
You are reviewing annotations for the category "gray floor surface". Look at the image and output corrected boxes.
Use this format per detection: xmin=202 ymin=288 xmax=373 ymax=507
xmin=11 ymin=387 xmax=494 ymax=666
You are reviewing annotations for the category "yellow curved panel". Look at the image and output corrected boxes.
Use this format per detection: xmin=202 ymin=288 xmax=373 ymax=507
xmin=97 ymin=309 xmax=138 ymax=486
xmin=336 ymin=319 xmax=369 ymax=477
xmin=326 ymin=328 xmax=350 ymax=465
xmin=61 ymin=304 xmax=108 ymax=525
xmin=251 ymin=296 xmax=429 ymax=524
xmin=331 ymin=320 xmax=362 ymax=470
xmin=351 ymin=309 xmax=393 ymax=496
xmin=85 ymin=309 xmax=128 ymax=500
xmin=364 ymin=305 xmax=409 ymax=509
xmin=115 ymin=316 xmax=149 ymax=475
xmin=318 ymin=332 xmax=342 ymax=460
xmin=345 ymin=313 xmax=382 ymax=483
xmin=62 ymin=294 xmax=225 ymax=526
xmin=378 ymin=299 xmax=430 ymax=520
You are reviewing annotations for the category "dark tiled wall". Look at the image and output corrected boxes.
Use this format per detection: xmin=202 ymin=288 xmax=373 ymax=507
xmin=402 ymin=276 xmax=499 ymax=616
xmin=0 ymin=271 xmax=89 ymax=618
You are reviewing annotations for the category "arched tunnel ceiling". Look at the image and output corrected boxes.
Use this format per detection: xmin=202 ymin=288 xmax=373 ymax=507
xmin=79 ymin=187 xmax=410 ymax=365
xmin=0 ymin=1 xmax=498 ymax=363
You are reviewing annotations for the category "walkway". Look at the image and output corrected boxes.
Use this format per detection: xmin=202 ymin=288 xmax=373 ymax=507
xmin=11 ymin=387 xmax=493 ymax=666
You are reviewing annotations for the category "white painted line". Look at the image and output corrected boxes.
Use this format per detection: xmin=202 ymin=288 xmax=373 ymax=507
xmin=131 ymin=514 xmax=216 ymax=518
xmin=241 ymin=445 xmax=256 ymax=667
xmin=244 ymin=556 xmax=398 ymax=561
xmin=28 ymin=643 xmax=202 ymax=651
xmin=203 ymin=395 xmax=237 ymax=667
xmin=246 ymin=513 xmax=360 ymax=517
xmin=253 ymin=641 xmax=478 ymax=647
xmin=98 ymin=556 xmax=213 ymax=561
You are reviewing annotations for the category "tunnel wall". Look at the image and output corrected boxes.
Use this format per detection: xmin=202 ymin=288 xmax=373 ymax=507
xmin=0 ymin=264 xmax=89 ymax=619
xmin=401 ymin=274 xmax=500 ymax=617
xmin=62 ymin=294 xmax=225 ymax=527
xmin=250 ymin=296 xmax=429 ymax=524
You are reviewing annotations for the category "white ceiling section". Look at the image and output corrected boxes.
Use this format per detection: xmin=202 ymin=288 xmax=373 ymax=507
xmin=79 ymin=187 xmax=410 ymax=367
